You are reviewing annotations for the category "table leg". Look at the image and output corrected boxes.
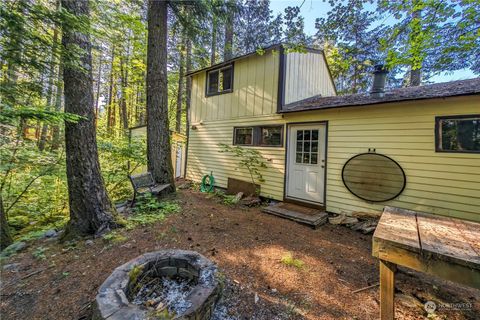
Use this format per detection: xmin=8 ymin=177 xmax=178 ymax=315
xmin=380 ymin=260 xmax=397 ymax=320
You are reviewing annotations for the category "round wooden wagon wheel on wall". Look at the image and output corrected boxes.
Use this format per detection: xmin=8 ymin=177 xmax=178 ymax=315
xmin=342 ymin=153 xmax=406 ymax=202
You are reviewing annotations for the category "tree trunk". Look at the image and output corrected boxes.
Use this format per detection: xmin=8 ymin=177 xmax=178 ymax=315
xmin=0 ymin=195 xmax=13 ymax=250
xmin=50 ymin=62 xmax=63 ymax=151
xmin=211 ymin=17 xmax=217 ymax=65
xmin=38 ymin=29 xmax=59 ymax=151
xmin=38 ymin=0 xmax=61 ymax=151
xmin=61 ymin=0 xmax=117 ymax=238
xmin=106 ymin=45 xmax=115 ymax=134
xmin=176 ymin=37 xmax=185 ymax=133
xmin=146 ymin=0 xmax=175 ymax=190
xmin=410 ymin=69 xmax=421 ymax=86
xmin=409 ymin=6 xmax=422 ymax=86
xmin=94 ymin=54 xmax=102 ymax=128
xmin=119 ymin=57 xmax=129 ymax=131
xmin=224 ymin=0 xmax=234 ymax=61
xmin=185 ymin=39 xmax=192 ymax=133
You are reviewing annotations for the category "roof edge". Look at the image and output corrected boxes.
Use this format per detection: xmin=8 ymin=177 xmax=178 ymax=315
xmin=185 ymin=43 xmax=325 ymax=77
xmin=279 ymin=88 xmax=480 ymax=114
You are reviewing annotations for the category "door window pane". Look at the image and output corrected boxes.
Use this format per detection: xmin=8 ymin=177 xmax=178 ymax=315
xmin=297 ymin=130 xmax=303 ymax=140
xmin=296 ymin=141 xmax=302 ymax=152
xmin=304 ymin=130 xmax=311 ymax=140
xmin=303 ymin=153 xmax=310 ymax=163
xmin=311 ymin=153 xmax=318 ymax=164
xmin=312 ymin=130 xmax=319 ymax=141
xmin=296 ymin=153 xmax=302 ymax=163
xmin=303 ymin=141 xmax=310 ymax=152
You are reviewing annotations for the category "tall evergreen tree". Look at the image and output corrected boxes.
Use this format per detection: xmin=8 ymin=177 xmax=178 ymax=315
xmin=315 ymin=0 xmax=379 ymax=93
xmin=61 ymin=0 xmax=118 ymax=237
xmin=146 ymin=0 xmax=175 ymax=190
xmin=378 ymin=0 xmax=480 ymax=85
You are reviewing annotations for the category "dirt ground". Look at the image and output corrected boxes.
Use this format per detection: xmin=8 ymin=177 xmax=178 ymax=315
xmin=1 ymin=188 xmax=479 ymax=320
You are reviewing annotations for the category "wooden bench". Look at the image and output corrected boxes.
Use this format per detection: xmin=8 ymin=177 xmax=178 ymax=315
xmin=128 ymin=172 xmax=171 ymax=205
xmin=372 ymin=206 xmax=480 ymax=319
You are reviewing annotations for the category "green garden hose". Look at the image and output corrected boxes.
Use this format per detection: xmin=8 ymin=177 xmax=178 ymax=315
xmin=200 ymin=172 xmax=215 ymax=193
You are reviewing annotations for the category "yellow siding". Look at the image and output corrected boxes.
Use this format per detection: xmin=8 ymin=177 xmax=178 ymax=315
xmin=186 ymin=114 xmax=285 ymax=200
xmin=187 ymin=95 xmax=480 ymax=222
xmin=284 ymin=51 xmax=336 ymax=104
xmin=190 ymin=50 xmax=279 ymax=124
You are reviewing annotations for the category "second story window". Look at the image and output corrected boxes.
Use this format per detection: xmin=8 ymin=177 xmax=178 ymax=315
xmin=206 ymin=65 xmax=233 ymax=96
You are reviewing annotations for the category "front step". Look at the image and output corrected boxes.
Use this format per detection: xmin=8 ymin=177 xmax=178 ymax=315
xmin=262 ymin=202 xmax=328 ymax=228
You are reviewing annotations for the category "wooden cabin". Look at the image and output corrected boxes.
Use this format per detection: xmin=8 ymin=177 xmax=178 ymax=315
xmin=185 ymin=44 xmax=480 ymax=222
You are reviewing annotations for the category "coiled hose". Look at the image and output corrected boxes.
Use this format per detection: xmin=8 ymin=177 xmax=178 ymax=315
xmin=200 ymin=172 xmax=215 ymax=193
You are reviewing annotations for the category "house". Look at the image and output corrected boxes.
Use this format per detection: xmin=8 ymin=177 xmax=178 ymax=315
xmin=129 ymin=125 xmax=187 ymax=179
xmin=185 ymin=44 xmax=480 ymax=222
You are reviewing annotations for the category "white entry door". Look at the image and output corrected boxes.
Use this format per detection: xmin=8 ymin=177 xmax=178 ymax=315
xmin=286 ymin=124 xmax=326 ymax=204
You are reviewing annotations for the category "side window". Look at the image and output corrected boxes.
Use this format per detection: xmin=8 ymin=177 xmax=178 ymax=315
xmin=436 ymin=115 xmax=480 ymax=153
xmin=260 ymin=126 xmax=283 ymax=146
xmin=221 ymin=67 xmax=232 ymax=91
xmin=207 ymin=70 xmax=219 ymax=94
xmin=234 ymin=127 xmax=253 ymax=145
xmin=233 ymin=125 xmax=284 ymax=147
xmin=206 ymin=65 xmax=233 ymax=96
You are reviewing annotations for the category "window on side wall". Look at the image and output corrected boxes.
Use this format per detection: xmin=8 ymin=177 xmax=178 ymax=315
xmin=206 ymin=65 xmax=233 ymax=96
xmin=233 ymin=125 xmax=284 ymax=147
xmin=260 ymin=126 xmax=283 ymax=146
xmin=436 ymin=115 xmax=480 ymax=153
xmin=234 ymin=127 xmax=253 ymax=145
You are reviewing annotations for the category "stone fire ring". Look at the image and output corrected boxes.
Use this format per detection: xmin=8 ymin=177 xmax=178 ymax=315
xmin=93 ymin=250 xmax=221 ymax=320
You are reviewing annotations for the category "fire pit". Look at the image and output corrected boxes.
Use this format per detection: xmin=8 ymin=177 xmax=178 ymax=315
xmin=94 ymin=250 xmax=222 ymax=319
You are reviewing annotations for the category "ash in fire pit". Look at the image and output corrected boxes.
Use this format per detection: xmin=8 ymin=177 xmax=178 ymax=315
xmin=131 ymin=274 xmax=194 ymax=314
xmin=94 ymin=250 xmax=222 ymax=320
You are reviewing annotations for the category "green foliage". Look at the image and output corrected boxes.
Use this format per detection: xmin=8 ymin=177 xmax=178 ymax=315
xmin=218 ymin=143 xmax=267 ymax=187
xmin=1 ymin=128 xmax=69 ymax=241
xmin=149 ymin=309 xmax=176 ymax=320
xmin=1 ymin=124 xmax=147 ymax=243
xmin=128 ymin=195 xmax=180 ymax=227
xmin=281 ymin=252 xmax=305 ymax=269
xmin=210 ymin=189 xmax=238 ymax=206
xmin=0 ymin=107 xmax=84 ymax=126
xmin=102 ymin=231 xmax=128 ymax=243
xmin=32 ymin=246 xmax=47 ymax=260
xmin=97 ymin=130 xmax=147 ymax=201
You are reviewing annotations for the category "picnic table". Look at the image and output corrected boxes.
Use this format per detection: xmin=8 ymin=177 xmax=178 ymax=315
xmin=372 ymin=206 xmax=480 ymax=319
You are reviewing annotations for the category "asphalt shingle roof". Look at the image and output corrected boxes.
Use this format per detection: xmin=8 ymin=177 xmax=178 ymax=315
xmin=281 ymin=77 xmax=480 ymax=113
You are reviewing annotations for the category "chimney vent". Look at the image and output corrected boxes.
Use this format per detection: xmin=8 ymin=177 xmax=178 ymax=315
xmin=371 ymin=64 xmax=389 ymax=97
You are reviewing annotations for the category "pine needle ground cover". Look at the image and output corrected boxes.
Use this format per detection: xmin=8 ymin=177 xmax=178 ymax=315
xmin=1 ymin=188 xmax=478 ymax=320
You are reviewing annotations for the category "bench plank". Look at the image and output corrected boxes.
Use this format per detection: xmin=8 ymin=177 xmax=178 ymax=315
xmin=373 ymin=206 xmax=420 ymax=253
xmin=417 ymin=212 xmax=480 ymax=269
xmin=452 ymin=218 xmax=480 ymax=258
